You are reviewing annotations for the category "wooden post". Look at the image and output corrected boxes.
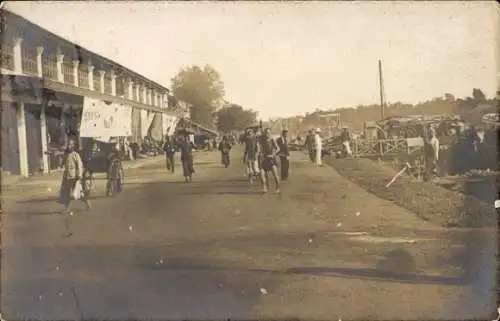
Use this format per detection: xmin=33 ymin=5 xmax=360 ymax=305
xmin=40 ymin=101 xmax=49 ymax=174
xmin=379 ymin=59 xmax=385 ymax=120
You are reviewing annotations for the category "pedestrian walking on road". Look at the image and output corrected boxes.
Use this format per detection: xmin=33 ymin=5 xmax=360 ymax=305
xmin=218 ymin=135 xmax=232 ymax=168
xmin=340 ymin=127 xmax=353 ymax=157
xmin=259 ymin=128 xmax=281 ymax=193
xmin=423 ymin=126 xmax=440 ymax=181
xmin=58 ymin=139 xmax=91 ymax=215
xmin=163 ymin=135 xmax=176 ymax=173
xmin=277 ymin=128 xmax=290 ymax=180
xmin=243 ymin=129 xmax=260 ymax=184
xmin=314 ymin=128 xmax=323 ymax=167
xmin=305 ymin=129 xmax=315 ymax=163
xmin=106 ymin=143 xmax=124 ymax=196
xmin=178 ymin=134 xmax=195 ymax=183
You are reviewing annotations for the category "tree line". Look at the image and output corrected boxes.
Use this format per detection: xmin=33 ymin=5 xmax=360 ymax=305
xmin=279 ymin=88 xmax=498 ymax=133
xmin=170 ymin=64 xmax=258 ymax=134
xmin=169 ymin=64 xmax=497 ymax=135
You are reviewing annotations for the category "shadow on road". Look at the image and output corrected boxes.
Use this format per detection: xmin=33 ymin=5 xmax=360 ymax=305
xmin=24 ymin=210 xmax=63 ymax=216
xmin=282 ymin=266 xmax=466 ymax=286
xmin=175 ymin=190 xmax=261 ymax=196
xmin=138 ymin=259 xmax=466 ymax=286
xmin=16 ymin=195 xmax=108 ymax=204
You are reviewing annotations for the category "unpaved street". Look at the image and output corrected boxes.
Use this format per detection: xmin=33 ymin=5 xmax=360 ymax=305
xmin=2 ymin=147 xmax=496 ymax=320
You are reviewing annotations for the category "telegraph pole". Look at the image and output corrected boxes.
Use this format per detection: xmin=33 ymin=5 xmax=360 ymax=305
xmin=378 ymin=59 xmax=385 ymax=120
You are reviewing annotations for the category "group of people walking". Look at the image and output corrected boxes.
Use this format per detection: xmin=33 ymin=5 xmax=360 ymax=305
xmin=304 ymin=128 xmax=324 ymax=166
xmin=56 ymin=125 xmax=310 ymax=214
xmin=239 ymin=127 xmax=291 ymax=193
xmin=162 ymin=132 xmax=196 ymax=182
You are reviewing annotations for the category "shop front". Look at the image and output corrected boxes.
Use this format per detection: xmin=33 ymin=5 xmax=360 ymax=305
xmin=1 ymin=75 xmax=44 ymax=176
xmin=43 ymin=89 xmax=85 ymax=172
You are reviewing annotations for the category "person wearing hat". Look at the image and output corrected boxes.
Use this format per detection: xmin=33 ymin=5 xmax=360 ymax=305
xmin=314 ymin=128 xmax=323 ymax=167
xmin=276 ymin=128 xmax=290 ymax=180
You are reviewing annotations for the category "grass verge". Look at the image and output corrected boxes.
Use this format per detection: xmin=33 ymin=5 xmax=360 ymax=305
xmin=324 ymin=156 xmax=496 ymax=228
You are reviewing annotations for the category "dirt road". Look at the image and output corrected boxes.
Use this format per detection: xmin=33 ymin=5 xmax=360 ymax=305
xmin=1 ymin=147 xmax=496 ymax=320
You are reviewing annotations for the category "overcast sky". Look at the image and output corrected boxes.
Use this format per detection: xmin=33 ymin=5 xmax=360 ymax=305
xmin=5 ymin=1 xmax=499 ymax=119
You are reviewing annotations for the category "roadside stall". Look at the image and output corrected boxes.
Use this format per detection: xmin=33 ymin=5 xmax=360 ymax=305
xmin=78 ymin=97 xmax=132 ymax=192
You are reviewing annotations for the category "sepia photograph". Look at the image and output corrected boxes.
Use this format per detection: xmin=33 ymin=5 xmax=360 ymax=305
xmin=0 ymin=1 xmax=498 ymax=320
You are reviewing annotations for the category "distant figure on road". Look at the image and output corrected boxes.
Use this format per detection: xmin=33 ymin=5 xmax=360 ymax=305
xmin=178 ymin=135 xmax=195 ymax=183
xmin=162 ymin=135 xmax=176 ymax=173
xmin=243 ymin=129 xmax=260 ymax=184
xmin=259 ymin=128 xmax=281 ymax=193
xmin=106 ymin=143 xmax=124 ymax=196
xmin=276 ymin=128 xmax=290 ymax=181
xmin=340 ymin=127 xmax=353 ymax=156
xmin=314 ymin=128 xmax=323 ymax=167
xmin=219 ymin=135 xmax=232 ymax=168
xmin=305 ymin=129 xmax=315 ymax=163
xmin=423 ymin=126 xmax=440 ymax=181
xmin=470 ymin=124 xmax=491 ymax=170
xmin=59 ymin=139 xmax=91 ymax=215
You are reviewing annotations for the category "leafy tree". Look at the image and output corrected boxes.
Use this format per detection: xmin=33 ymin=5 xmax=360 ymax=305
xmin=215 ymin=104 xmax=257 ymax=133
xmin=170 ymin=65 xmax=225 ymax=128
xmin=444 ymin=93 xmax=455 ymax=102
xmin=472 ymin=88 xmax=486 ymax=102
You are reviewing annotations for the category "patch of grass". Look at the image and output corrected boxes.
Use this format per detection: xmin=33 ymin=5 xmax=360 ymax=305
xmin=325 ymin=156 xmax=496 ymax=228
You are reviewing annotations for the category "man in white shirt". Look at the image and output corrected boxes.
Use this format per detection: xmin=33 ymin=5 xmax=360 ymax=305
xmin=314 ymin=128 xmax=323 ymax=167
xmin=341 ymin=127 xmax=353 ymax=156
xmin=424 ymin=127 xmax=440 ymax=180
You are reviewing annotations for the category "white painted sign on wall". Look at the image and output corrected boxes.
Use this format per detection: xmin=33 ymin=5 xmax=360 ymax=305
xmin=140 ymin=110 xmax=156 ymax=137
xmin=162 ymin=114 xmax=179 ymax=137
xmin=80 ymin=97 xmax=132 ymax=138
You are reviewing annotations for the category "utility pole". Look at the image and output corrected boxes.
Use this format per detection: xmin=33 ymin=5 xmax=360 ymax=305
xmin=378 ymin=59 xmax=385 ymax=120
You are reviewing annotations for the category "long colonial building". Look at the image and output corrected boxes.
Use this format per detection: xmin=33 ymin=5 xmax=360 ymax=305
xmin=1 ymin=9 xmax=213 ymax=177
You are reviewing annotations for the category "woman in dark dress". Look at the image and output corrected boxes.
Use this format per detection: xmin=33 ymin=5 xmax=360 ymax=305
xmin=106 ymin=143 xmax=124 ymax=196
xmin=218 ymin=135 xmax=232 ymax=168
xmin=178 ymin=134 xmax=195 ymax=183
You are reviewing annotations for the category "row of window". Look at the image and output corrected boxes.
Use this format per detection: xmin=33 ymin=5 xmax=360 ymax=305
xmin=1 ymin=44 xmax=164 ymax=105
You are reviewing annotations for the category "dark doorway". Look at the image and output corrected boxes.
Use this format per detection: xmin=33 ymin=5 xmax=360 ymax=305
xmin=1 ymin=103 xmax=20 ymax=174
xmin=24 ymin=103 xmax=42 ymax=174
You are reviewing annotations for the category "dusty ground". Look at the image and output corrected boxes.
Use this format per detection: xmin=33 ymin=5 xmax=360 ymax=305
xmin=1 ymin=147 xmax=496 ymax=320
xmin=326 ymin=155 xmax=497 ymax=228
